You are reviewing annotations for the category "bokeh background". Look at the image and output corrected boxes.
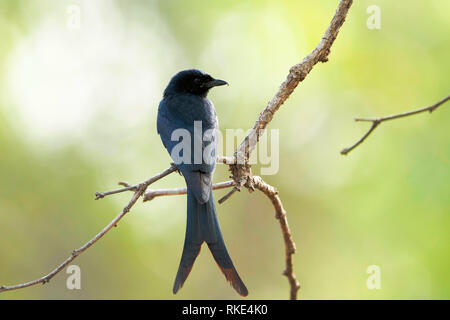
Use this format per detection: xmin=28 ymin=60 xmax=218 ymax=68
xmin=1 ymin=0 xmax=449 ymax=299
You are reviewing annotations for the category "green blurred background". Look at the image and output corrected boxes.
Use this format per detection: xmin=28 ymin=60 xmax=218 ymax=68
xmin=1 ymin=0 xmax=449 ymax=299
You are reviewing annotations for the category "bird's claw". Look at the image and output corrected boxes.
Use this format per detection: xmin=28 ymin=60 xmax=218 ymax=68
xmin=170 ymin=163 xmax=182 ymax=176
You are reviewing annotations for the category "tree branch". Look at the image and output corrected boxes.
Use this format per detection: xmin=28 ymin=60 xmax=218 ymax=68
xmin=341 ymin=95 xmax=450 ymax=155
xmin=223 ymin=0 xmax=353 ymax=204
xmin=250 ymin=176 xmax=300 ymax=300
xmin=143 ymin=180 xmax=235 ymax=202
xmin=0 ymin=165 xmax=176 ymax=293
xmin=234 ymin=0 xmax=353 ymax=164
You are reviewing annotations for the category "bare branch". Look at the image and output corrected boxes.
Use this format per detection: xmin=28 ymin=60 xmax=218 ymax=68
xmin=250 ymin=176 xmax=300 ymax=300
xmin=95 ymin=165 xmax=178 ymax=200
xmin=0 ymin=165 xmax=176 ymax=293
xmin=217 ymin=156 xmax=237 ymax=165
xmin=341 ymin=95 xmax=450 ymax=155
xmin=223 ymin=0 xmax=353 ymax=206
xmin=143 ymin=180 xmax=235 ymax=202
xmin=94 ymin=184 xmax=138 ymax=200
xmin=94 ymin=158 xmax=233 ymax=200
xmin=235 ymin=0 xmax=353 ymax=163
xmin=217 ymin=186 xmax=241 ymax=204
xmin=340 ymin=120 xmax=381 ymax=156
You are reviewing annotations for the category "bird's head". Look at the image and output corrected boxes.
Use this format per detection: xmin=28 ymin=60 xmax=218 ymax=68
xmin=164 ymin=69 xmax=228 ymax=97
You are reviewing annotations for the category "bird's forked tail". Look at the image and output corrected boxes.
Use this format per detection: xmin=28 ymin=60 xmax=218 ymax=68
xmin=172 ymin=190 xmax=248 ymax=297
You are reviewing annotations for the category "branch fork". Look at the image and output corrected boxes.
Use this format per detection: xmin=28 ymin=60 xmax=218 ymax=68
xmin=341 ymin=95 xmax=449 ymax=155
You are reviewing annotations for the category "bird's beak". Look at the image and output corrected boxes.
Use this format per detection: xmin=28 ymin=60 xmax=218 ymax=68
xmin=203 ymin=79 xmax=228 ymax=89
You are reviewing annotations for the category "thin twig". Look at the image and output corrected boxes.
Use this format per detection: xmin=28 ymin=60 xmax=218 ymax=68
xmin=95 ymin=165 xmax=178 ymax=200
xmin=217 ymin=186 xmax=240 ymax=204
xmin=143 ymin=180 xmax=235 ymax=202
xmin=95 ymin=184 xmax=137 ymax=200
xmin=218 ymin=177 xmax=246 ymax=204
xmin=0 ymin=165 xmax=176 ymax=293
xmin=341 ymin=95 xmax=450 ymax=155
xmin=95 ymin=158 xmax=232 ymax=200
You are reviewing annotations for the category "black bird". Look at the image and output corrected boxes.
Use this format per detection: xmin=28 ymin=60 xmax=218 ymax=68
xmin=157 ymin=69 xmax=248 ymax=296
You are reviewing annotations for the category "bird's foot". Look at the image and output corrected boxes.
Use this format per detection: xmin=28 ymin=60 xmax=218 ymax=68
xmin=170 ymin=163 xmax=182 ymax=176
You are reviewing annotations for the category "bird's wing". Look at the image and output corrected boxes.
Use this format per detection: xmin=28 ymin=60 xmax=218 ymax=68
xmin=157 ymin=99 xmax=218 ymax=203
xmin=157 ymin=99 xmax=181 ymax=155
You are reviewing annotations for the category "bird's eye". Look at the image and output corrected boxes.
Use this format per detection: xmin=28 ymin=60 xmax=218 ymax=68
xmin=194 ymin=78 xmax=201 ymax=84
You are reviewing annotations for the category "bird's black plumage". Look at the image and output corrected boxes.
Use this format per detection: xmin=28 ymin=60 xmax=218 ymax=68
xmin=157 ymin=69 xmax=248 ymax=296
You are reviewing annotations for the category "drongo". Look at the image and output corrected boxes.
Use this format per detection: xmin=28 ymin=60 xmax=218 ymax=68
xmin=157 ymin=69 xmax=248 ymax=296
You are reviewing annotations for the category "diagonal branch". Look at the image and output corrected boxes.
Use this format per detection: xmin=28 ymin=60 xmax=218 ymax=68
xmin=235 ymin=0 xmax=353 ymax=164
xmin=341 ymin=95 xmax=450 ymax=155
xmin=0 ymin=165 xmax=176 ymax=293
xmin=223 ymin=0 xmax=353 ymax=205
